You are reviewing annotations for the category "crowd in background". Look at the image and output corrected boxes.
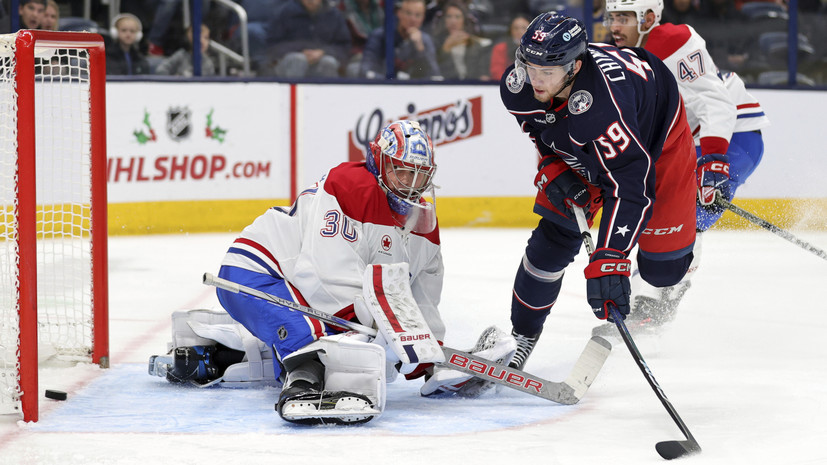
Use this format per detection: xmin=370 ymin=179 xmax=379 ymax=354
xmin=1 ymin=0 xmax=826 ymax=83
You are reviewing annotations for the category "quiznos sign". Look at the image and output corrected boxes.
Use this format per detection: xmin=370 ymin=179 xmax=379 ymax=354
xmin=347 ymin=96 xmax=483 ymax=161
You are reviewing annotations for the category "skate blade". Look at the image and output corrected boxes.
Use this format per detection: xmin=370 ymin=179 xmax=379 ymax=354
xmin=148 ymin=355 xmax=173 ymax=377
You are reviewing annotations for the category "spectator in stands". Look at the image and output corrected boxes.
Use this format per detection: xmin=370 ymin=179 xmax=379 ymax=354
xmin=662 ymin=0 xmax=701 ymax=24
xmin=424 ymin=0 xmax=483 ymax=35
xmin=232 ymin=0 xmax=282 ymax=72
xmin=147 ymin=0 xmax=212 ymax=56
xmin=106 ymin=13 xmax=151 ymax=75
xmin=432 ymin=1 xmax=491 ymax=80
xmin=19 ymin=0 xmax=46 ymax=29
xmin=695 ymin=0 xmax=751 ymax=72
xmin=262 ymin=0 xmax=351 ymax=78
xmin=343 ymin=0 xmax=384 ymax=77
xmin=360 ymin=0 xmax=442 ymax=79
xmin=489 ymin=13 xmax=529 ymax=80
xmin=42 ymin=0 xmax=58 ymax=30
xmin=155 ymin=23 xmax=216 ymax=76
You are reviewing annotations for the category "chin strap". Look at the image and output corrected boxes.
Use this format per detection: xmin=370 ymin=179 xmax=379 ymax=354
xmin=552 ymin=61 xmax=579 ymax=100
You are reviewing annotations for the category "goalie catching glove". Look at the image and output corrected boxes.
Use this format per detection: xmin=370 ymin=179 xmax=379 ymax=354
xmin=584 ymin=248 xmax=631 ymax=321
xmin=420 ymin=326 xmax=517 ymax=397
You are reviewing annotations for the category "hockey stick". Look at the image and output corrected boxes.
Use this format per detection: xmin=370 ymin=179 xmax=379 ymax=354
xmin=573 ymin=208 xmax=701 ymax=460
xmin=203 ymin=272 xmax=611 ymax=405
xmin=714 ymin=196 xmax=827 ymax=262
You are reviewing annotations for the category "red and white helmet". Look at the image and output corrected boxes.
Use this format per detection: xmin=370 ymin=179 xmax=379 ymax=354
xmin=367 ymin=120 xmax=436 ymax=215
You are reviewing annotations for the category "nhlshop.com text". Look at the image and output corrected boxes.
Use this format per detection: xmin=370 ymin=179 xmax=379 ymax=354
xmin=107 ymin=155 xmax=271 ymax=183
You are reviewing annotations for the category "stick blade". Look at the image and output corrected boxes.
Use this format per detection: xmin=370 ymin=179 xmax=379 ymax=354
xmin=561 ymin=335 xmax=612 ymax=402
xmin=656 ymin=440 xmax=701 ymax=460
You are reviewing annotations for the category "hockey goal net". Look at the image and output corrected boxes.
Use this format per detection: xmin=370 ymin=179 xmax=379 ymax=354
xmin=0 ymin=31 xmax=108 ymax=422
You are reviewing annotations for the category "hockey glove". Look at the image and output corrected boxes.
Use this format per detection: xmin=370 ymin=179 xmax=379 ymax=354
xmin=584 ymin=248 xmax=632 ymax=321
xmin=697 ymin=153 xmax=731 ymax=214
xmin=535 ymin=162 xmax=591 ymax=220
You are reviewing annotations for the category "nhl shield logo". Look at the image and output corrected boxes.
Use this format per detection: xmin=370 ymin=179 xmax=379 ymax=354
xmin=568 ymin=90 xmax=593 ymax=115
xmin=506 ymin=67 xmax=526 ymax=94
xmin=546 ymin=113 xmax=556 ymax=124
xmin=166 ymin=107 xmax=192 ymax=141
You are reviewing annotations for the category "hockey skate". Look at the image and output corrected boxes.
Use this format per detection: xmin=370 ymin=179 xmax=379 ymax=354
xmin=509 ymin=329 xmax=542 ymax=370
xmin=591 ymin=281 xmax=692 ymax=339
xmin=277 ymin=381 xmax=380 ymax=425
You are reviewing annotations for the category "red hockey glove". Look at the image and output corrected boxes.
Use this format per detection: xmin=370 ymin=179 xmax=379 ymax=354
xmin=697 ymin=153 xmax=731 ymax=213
xmin=584 ymin=248 xmax=632 ymax=321
xmin=535 ymin=161 xmax=591 ymax=220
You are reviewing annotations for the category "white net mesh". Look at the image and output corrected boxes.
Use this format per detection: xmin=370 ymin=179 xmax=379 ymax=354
xmin=0 ymin=34 xmax=22 ymax=416
xmin=0 ymin=34 xmax=98 ymax=416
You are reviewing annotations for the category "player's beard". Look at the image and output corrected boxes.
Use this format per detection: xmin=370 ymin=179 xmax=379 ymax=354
xmin=533 ymin=81 xmax=566 ymax=103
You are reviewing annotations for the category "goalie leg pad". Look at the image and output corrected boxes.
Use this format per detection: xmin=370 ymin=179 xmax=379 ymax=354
xmin=277 ymin=333 xmax=387 ymax=424
xmin=150 ymin=309 xmax=279 ymax=387
xmin=170 ymin=309 xmax=238 ymax=351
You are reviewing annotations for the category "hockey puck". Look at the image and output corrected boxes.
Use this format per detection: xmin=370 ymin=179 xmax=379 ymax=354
xmin=44 ymin=389 xmax=67 ymax=401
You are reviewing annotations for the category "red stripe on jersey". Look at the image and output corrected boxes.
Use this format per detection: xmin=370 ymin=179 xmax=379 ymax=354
xmin=372 ymin=265 xmax=405 ymax=333
xmin=737 ymin=103 xmax=761 ymax=110
xmin=234 ymin=237 xmax=285 ymax=276
xmin=645 ymin=24 xmax=692 ymax=60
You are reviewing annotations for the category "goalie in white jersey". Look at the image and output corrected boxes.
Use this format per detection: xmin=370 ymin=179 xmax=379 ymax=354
xmin=148 ymin=120 xmax=516 ymax=424
xmin=597 ymin=0 xmax=771 ymax=334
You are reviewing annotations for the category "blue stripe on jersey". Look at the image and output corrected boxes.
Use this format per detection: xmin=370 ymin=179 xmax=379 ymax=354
xmin=227 ymin=246 xmax=280 ymax=277
xmin=737 ymin=112 xmax=765 ymax=119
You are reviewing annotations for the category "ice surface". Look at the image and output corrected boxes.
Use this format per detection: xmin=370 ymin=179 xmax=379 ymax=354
xmin=1 ymin=228 xmax=825 ymax=465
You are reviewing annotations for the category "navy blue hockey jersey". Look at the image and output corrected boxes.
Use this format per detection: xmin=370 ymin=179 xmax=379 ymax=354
xmin=501 ymin=43 xmax=689 ymax=254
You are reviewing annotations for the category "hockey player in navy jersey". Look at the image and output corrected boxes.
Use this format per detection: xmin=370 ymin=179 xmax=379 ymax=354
xmin=147 ymin=120 xmax=517 ymax=423
xmin=594 ymin=0 xmax=770 ymax=335
xmin=499 ymin=13 xmax=698 ymax=368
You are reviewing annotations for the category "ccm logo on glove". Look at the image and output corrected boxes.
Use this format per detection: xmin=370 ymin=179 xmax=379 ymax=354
xmin=706 ymin=161 xmax=729 ymax=175
xmin=596 ymin=262 xmax=631 ymax=273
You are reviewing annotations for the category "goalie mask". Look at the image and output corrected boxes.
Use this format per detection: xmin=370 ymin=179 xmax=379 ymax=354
xmin=367 ymin=120 xmax=437 ymax=234
xmin=513 ymin=13 xmax=587 ymax=96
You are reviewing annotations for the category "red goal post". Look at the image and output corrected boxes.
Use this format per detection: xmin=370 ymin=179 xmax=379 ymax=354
xmin=0 ymin=30 xmax=108 ymax=423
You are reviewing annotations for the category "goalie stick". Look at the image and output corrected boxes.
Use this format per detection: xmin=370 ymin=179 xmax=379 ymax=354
xmin=714 ymin=196 xmax=827 ymax=262
xmin=573 ymin=207 xmax=702 ymax=460
xmin=202 ymin=272 xmax=611 ymax=405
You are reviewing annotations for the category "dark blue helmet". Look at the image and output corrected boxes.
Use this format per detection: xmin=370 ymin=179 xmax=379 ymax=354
xmin=517 ymin=13 xmax=588 ymax=67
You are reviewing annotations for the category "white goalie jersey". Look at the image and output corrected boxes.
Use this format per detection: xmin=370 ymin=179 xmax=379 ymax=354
xmin=220 ymin=161 xmax=446 ymax=341
xmin=646 ymin=23 xmax=768 ymax=156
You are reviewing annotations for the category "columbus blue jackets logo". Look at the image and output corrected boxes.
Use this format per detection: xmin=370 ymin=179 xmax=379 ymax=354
xmin=568 ymin=90 xmax=593 ymax=115
xmin=506 ymin=67 xmax=526 ymax=94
